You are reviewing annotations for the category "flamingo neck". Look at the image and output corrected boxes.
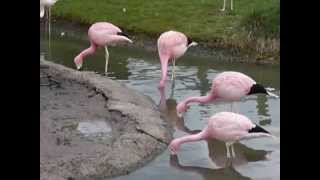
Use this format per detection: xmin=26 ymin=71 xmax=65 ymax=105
xmin=77 ymin=43 xmax=97 ymax=63
xmin=175 ymin=129 xmax=208 ymax=146
xmin=159 ymin=57 xmax=169 ymax=88
xmin=184 ymin=93 xmax=216 ymax=106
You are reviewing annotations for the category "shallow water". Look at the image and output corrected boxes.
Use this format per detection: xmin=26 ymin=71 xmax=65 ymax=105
xmin=40 ymin=22 xmax=280 ymax=180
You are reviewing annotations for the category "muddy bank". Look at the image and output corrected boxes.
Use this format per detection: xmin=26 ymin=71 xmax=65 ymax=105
xmin=40 ymin=60 xmax=173 ymax=180
xmin=42 ymin=18 xmax=279 ymax=65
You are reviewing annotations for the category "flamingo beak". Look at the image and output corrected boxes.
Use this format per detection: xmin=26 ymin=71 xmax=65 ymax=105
xmin=168 ymin=147 xmax=177 ymax=155
xmin=177 ymin=112 xmax=183 ymax=118
xmin=76 ymin=63 xmax=83 ymax=71
xmin=170 ymin=150 xmax=177 ymax=155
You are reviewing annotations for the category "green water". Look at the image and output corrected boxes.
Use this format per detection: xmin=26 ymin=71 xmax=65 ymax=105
xmin=40 ymin=22 xmax=280 ymax=180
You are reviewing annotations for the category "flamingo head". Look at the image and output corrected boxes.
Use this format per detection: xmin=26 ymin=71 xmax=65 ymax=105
xmin=74 ymin=56 xmax=83 ymax=71
xmin=248 ymin=84 xmax=279 ymax=98
xmin=176 ymin=102 xmax=189 ymax=118
xmin=168 ymin=139 xmax=181 ymax=155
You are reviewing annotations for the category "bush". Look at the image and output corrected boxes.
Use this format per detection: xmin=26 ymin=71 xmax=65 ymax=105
xmin=241 ymin=2 xmax=279 ymax=39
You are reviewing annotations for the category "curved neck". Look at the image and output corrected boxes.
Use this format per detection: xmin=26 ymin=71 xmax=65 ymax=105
xmin=184 ymin=93 xmax=216 ymax=106
xmin=79 ymin=43 xmax=97 ymax=61
xmin=159 ymin=57 xmax=169 ymax=87
xmin=175 ymin=129 xmax=208 ymax=146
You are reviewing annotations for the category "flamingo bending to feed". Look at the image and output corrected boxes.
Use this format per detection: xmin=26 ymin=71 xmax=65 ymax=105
xmin=74 ymin=22 xmax=133 ymax=73
xmin=176 ymin=71 xmax=278 ymax=117
xmin=169 ymin=112 xmax=275 ymax=158
xmin=40 ymin=0 xmax=58 ymax=18
xmin=157 ymin=31 xmax=198 ymax=89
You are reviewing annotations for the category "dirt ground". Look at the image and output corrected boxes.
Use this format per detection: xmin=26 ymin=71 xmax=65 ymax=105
xmin=40 ymin=60 xmax=172 ymax=180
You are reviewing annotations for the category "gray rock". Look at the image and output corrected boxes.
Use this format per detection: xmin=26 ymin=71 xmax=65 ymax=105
xmin=40 ymin=59 xmax=173 ymax=180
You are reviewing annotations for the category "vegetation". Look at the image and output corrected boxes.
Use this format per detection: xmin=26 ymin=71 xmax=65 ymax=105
xmin=52 ymin=0 xmax=279 ymax=63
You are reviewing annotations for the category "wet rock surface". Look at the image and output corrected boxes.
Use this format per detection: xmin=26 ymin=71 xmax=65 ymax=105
xmin=40 ymin=60 xmax=173 ymax=180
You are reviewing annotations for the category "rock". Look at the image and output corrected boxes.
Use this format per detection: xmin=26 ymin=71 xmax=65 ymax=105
xmin=40 ymin=59 xmax=173 ymax=180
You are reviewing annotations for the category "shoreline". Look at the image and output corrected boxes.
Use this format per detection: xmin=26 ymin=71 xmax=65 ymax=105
xmin=44 ymin=17 xmax=279 ymax=65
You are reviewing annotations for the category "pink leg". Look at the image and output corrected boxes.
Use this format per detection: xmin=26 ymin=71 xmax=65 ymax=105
xmin=231 ymin=144 xmax=236 ymax=157
xmin=171 ymin=58 xmax=176 ymax=81
xmin=225 ymin=142 xmax=231 ymax=158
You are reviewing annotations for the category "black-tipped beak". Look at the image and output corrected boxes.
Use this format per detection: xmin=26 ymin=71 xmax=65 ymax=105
xmin=117 ymin=31 xmax=129 ymax=38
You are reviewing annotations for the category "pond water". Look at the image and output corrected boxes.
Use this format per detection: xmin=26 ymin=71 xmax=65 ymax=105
xmin=40 ymin=22 xmax=280 ymax=180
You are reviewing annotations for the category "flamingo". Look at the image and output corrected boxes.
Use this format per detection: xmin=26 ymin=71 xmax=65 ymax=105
xmin=74 ymin=22 xmax=133 ymax=73
xmin=176 ymin=71 xmax=278 ymax=117
xmin=221 ymin=0 xmax=234 ymax=11
xmin=168 ymin=112 xmax=275 ymax=158
xmin=40 ymin=0 xmax=59 ymax=48
xmin=157 ymin=31 xmax=198 ymax=89
xmin=40 ymin=0 xmax=58 ymax=18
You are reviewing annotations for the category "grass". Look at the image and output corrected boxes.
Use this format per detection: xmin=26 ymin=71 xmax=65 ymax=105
xmin=52 ymin=0 xmax=279 ymax=62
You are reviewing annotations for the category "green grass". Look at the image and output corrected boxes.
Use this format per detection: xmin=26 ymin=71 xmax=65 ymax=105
xmin=52 ymin=0 xmax=279 ymax=61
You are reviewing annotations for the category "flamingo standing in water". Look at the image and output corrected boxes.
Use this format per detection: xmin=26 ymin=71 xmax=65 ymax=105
xmin=74 ymin=22 xmax=133 ymax=73
xmin=157 ymin=31 xmax=198 ymax=89
xmin=169 ymin=112 xmax=275 ymax=158
xmin=176 ymin=71 xmax=278 ymax=117
xmin=40 ymin=0 xmax=58 ymax=18
xmin=40 ymin=0 xmax=59 ymax=57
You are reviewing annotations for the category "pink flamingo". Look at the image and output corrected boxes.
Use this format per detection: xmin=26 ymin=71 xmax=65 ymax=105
xmin=168 ymin=112 xmax=275 ymax=158
xmin=176 ymin=71 xmax=278 ymax=117
xmin=157 ymin=31 xmax=198 ymax=89
xmin=74 ymin=22 xmax=133 ymax=73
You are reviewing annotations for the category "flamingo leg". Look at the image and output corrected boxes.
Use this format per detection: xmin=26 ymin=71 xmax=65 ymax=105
xmin=231 ymin=0 xmax=234 ymax=10
xmin=221 ymin=0 xmax=226 ymax=11
xmin=48 ymin=7 xmax=52 ymax=58
xmin=171 ymin=58 xmax=176 ymax=81
xmin=225 ymin=142 xmax=231 ymax=158
xmin=105 ymin=46 xmax=109 ymax=73
xmin=48 ymin=7 xmax=51 ymax=41
xmin=231 ymin=144 xmax=236 ymax=158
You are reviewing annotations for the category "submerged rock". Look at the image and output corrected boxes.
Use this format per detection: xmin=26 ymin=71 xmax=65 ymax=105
xmin=40 ymin=59 xmax=173 ymax=180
